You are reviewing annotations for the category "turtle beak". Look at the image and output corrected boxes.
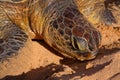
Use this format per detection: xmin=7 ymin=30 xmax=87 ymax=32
xmin=90 ymin=50 xmax=98 ymax=57
xmin=87 ymin=43 xmax=99 ymax=57
xmin=91 ymin=50 xmax=98 ymax=56
xmin=78 ymin=50 xmax=98 ymax=61
xmin=77 ymin=50 xmax=98 ymax=61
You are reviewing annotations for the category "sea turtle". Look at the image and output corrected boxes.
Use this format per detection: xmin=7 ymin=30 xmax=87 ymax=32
xmin=0 ymin=0 xmax=120 ymax=61
xmin=0 ymin=0 xmax=120 ymax=78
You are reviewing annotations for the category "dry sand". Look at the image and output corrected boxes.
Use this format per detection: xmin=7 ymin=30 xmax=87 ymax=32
xmin=0 ymin=39 xmax=120 ymax=80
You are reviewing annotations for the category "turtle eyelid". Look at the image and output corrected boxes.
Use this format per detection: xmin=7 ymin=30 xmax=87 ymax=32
xmin=76 ymin=37 xmax=88 ymax=51
xmin=71 ymin=35 xmax=88 ymax=51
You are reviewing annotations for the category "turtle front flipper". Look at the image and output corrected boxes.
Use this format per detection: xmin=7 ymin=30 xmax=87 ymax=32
xmin=0 ymin=3 xmax=34 ymax=78
xmin=0 ymin=23 xmax=28 ymax=61
xmin=76 ymin=0 xmax=120 ymax=26
xmin=0 ymin=5 xmax=29 ymax=61
xmin=0 ymin=21 xmax=30 ymax=78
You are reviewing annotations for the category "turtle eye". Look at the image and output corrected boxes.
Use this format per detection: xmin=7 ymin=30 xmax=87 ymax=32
xmin=71 ymin=36 xmax=88 ymax=52
xmin=76 ymin=38 xmax=87 ymax=51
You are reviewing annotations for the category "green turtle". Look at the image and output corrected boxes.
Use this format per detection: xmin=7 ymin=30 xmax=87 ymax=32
xmin=0 ymin=0 xmax=120 ymax=60
xmin=0 ymin=0 xmax=120 ymax=78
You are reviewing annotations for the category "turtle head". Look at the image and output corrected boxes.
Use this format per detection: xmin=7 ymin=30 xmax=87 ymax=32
xmin=71 ymin=26 xmax=101 ymax=61
xmin=44 ymin=1 xmax=102 ymax=61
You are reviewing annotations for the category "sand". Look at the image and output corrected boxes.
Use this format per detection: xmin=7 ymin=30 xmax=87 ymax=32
xmin=0 ymin=25 xmax=120 ymax=80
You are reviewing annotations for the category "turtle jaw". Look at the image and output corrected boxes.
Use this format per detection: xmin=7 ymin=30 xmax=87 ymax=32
xmin=77 ymin=50 xmax=98 ymax=61
xmin=78 ymin=44 xmax=99 ymax=61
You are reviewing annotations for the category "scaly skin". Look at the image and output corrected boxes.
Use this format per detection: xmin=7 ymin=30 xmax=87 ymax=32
xmin=0 ymin=0 xmax=119 ymax=61
xmin=76 ymin=0 xmax=120 ymax=25
xmin=29 ymin=0 xmax=101 ymax=60
xmin=0 ymin=6 xmax=28 ymax=60
xmin=75 ymin=0 xmax=120 ymax=48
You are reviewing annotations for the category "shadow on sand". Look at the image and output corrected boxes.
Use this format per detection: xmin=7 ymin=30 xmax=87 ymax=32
xmin=1 ymin=41 xmax=120 ymax=80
